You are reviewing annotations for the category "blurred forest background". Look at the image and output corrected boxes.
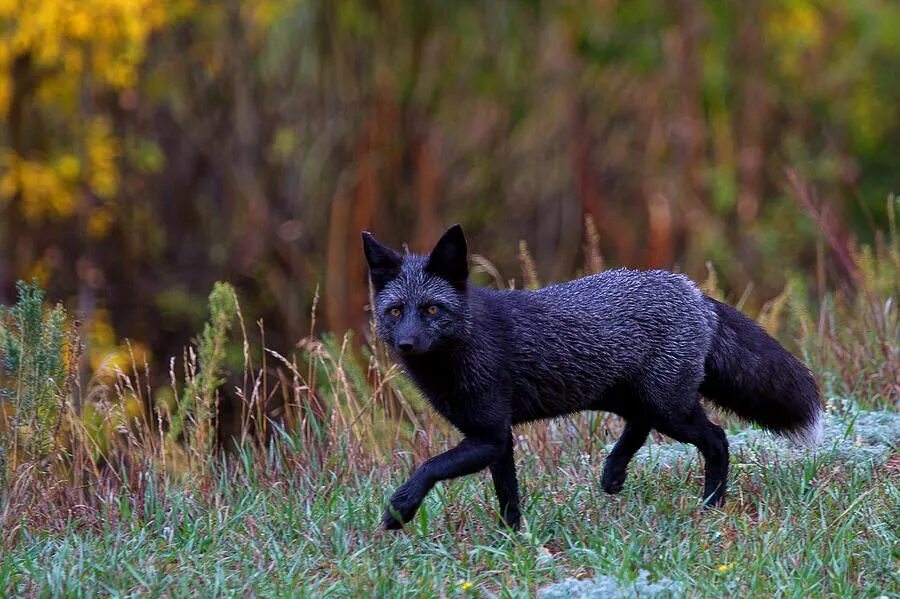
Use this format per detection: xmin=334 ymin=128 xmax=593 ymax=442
xmin=1 ymin=0 xmax=898 ymax=371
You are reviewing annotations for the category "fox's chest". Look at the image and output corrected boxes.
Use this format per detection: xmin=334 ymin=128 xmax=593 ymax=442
xmin=424 ymin=393 xmax=465 ymax=424
xmin=419 ymin=380 xmax=476 ymax=424
xmin=404 ymin=365 xmax=495 ymax=434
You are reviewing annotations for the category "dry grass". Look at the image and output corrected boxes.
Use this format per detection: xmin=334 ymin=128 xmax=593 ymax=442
xmin=0 ymin=199 xmax=897 ymax=595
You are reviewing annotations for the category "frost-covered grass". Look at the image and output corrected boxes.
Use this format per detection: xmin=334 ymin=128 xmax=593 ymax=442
xmin=630 ymin=403 xmax=900 ymax=470
xmin=1 ymin=404 xmax=896 ymax=597
xmin=538 ymin=404 xmax=899 ymax=598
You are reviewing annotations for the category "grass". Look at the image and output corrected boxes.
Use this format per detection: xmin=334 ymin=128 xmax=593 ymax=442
xmin=0 ymin=200 xmax=897 ymax=597
xmin=1 ymin=407 xmax=897 ymax=596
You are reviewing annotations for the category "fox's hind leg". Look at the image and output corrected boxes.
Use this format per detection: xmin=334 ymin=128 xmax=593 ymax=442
xmin=601 ymin=419 xmax=651 ymax=494
xmin=652 ymin=403 xmax=729 ymax=507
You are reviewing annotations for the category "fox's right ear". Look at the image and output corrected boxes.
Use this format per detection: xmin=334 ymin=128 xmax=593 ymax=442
xmin=362 ymin=231 xmax=402 ymax=292
xmin=425 ymin=224 xmax=468 ymax=289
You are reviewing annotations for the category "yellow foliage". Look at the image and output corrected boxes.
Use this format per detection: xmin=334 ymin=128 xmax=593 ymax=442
xmin=0 ymin=74 xmax=8 ymax=116
xmin=86 ymin=117 xmax=120 ymax=199
xmin=26 ymin=258 xmax=50 ymax=287
xmin=88 ymin=308 xmax=117 ymax=344
xmin=86 ymin=308 xmax=151 ymax=382
xmin=0 ymin=151 xmax=76 ymax=221
xmin=87 ymin=208 xmax=114 ymax=238
xmin=55 ymin=154 xmax=80 ymax=181
xmin=247 ymin=0 xmax=297 ymax=33
xmin=765 ymin=1 xmax=825 ymax=76
xmin=0 ymin=0 xmax=170 ymax=105
xmin=0 ymin=0 xmax=172 ymax=223
xmin=0 ymin=0 xmax=15 ymax=18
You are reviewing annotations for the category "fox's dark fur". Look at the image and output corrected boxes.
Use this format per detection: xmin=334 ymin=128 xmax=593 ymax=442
xmin=363 ymin=225 xmax=823 ymax=530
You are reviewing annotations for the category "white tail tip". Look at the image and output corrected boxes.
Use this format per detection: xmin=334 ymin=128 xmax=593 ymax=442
xmin=788 ymin=411 xmax=824 ymax=448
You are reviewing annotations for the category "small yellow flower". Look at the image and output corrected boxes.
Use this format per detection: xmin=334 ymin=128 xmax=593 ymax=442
xmin=457 ymin=579 xmax=473 ymax=590
xmin=717 ymin=562 xmax=736 ymax=573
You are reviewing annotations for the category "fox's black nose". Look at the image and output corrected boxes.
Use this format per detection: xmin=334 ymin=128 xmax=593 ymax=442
xmin=397 ymin=340 xmax=415 ymax=353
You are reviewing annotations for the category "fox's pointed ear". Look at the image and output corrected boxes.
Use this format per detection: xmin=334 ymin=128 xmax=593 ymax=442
xmin=362 ymin=231 xmax=402 ymax=292
xmin=425 ymin=224 xmax=468 ymax=288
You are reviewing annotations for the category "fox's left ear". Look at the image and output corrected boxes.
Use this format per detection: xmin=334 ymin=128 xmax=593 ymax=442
xmin=426 ymin=224 xmax=468 ymax=288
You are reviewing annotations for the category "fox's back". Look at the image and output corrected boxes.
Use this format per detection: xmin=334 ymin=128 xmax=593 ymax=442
xmin=530 ymin=268 xmax=713 ymax=333
xmin=479 ymin=269 xmax=718 ymax=422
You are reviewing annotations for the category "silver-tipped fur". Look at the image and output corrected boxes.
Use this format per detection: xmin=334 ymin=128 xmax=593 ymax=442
xmin=788 ymin=411 xmax=824 ymax=448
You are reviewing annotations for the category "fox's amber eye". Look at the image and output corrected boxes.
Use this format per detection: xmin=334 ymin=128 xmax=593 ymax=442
xmin=426 ymin=305 xmax=439 ymax=315
xmin=389 ymin=307 xmax=402 ymax=318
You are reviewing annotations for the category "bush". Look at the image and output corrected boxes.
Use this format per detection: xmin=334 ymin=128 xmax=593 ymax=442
xmin=0 ymin=281 xmax=77 ymax=485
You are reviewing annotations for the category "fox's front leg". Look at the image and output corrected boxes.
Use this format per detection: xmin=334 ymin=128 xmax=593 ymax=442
xmin=383 ymin=435 xmax=505 ymax=530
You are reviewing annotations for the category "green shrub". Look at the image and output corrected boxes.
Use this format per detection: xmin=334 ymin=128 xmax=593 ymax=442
xmin=167 ymin=282 xmax=238 ymax=458
xmin=0 ymin=281 xmax=75 ymax=483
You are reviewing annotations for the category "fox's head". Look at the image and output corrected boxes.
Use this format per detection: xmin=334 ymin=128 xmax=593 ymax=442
xmin=362 ymin=224 xmax=470 ymax=357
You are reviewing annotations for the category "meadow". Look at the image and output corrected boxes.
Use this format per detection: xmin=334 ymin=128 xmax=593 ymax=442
xmin=3 ymin=408 xmax=898 ymax=597
xmin=1 ymin=214 xmax=897 ymax=598
xmin=3 ymin=1 xmax=899 ymax=595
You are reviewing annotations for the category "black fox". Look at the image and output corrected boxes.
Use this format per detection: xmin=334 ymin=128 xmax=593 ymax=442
xmin=363 ymin=224 xmax=822 ymax=530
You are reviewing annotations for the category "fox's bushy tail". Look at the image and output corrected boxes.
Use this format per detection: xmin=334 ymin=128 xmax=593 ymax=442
xmin=699 ymin=297 xmax=823 ymax=447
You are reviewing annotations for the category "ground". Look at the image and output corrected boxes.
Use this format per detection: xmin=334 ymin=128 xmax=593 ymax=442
xmin=2 ymin=404 xmax=897 ymax=597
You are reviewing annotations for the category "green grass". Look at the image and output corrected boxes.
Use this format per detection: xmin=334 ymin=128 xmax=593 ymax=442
xmin=2 ymin=408 xmax=897 ymax=597
xmin=1 ymin=219 xmax=897 ymax=598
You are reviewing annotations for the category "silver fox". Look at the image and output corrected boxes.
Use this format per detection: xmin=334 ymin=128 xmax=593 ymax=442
xmin=363 ymin=224 xmax=823 ymax=530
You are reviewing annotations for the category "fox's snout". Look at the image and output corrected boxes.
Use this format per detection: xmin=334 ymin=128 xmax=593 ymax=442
xmin=397 ymin=338 xmax=416 ymax=354
xmin=396 ymin=336 xmax=426 ymax=355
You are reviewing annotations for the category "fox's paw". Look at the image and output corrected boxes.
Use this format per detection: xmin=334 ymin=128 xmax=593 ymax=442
xmin=382 ymin=511 xmax=404 ymax=530
xmin=701 ymin=487 xmax=726 ymax=510
xmin=601 ymin=466 xmax=626 ymax=495
xmin=381 ymin=484 xmax=422 ymax=530
xmin=498 ymin=510 xmax=521 ymax=531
